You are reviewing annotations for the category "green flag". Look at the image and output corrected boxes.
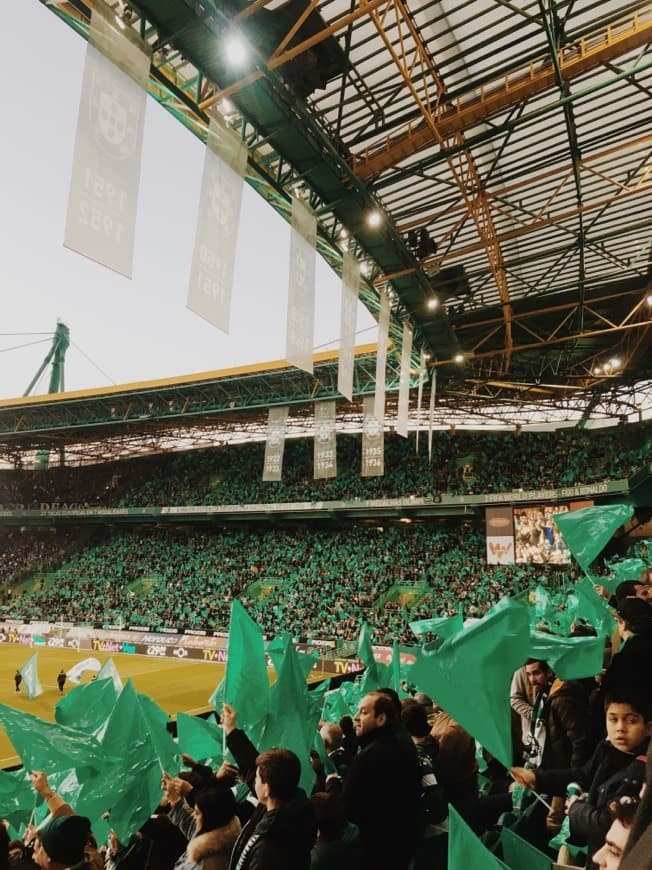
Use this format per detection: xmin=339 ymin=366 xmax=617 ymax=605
xmin=75 ymin=681 xmax=164 ymax=837
xmin=357 ymin=622 xmax=390 ymax=692
xmin=268 ymin=632 xmax=317 ymax=680
xmin=501 ymin=827 xmax=552 ymax=869
xmin=137 ymin=693 xmax=178 ymax=774
xmin=20 ymin=652 xmax=43 ymax=700
xmin=107 ymin=757 xmax=163 ymax=845
xmin=410 ymin=611 xmax=463 ymax=640
xmin=410 ymin=597 xmax=530 ymax=768
xmin=605 ymin=557 xmax=648 ymax=590
xmin=553 ymin=503 xmax=634 ymax=576
xmin=0 ymin=768 xmax=34 ymax=817
xmin=97 ymin=657 xmax=123 ymax=692
xmin=569 ymin=577 xmax=616 ymax=637
xmin=177 ymin=712 xmax=224 ymax=765
xmin=55 ymin=678 xmax=118 ymax=735
xmin=528 ymin=630 xmax=604 ymax=680
xmin=448 ymin=806 xmax=508 ymax=868
xmin=0 ymin=703 xmax=105 ymax=775
xmin=221 ymin=600 xmax=270 ymax=731
xmin=259 ymin=634 xmax=317 ymax=795
xmin=322 ymin=686 xmax=355 ymax=723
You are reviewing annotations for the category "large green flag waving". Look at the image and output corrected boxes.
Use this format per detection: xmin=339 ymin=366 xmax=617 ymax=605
xmin=568 ymin=577 xmax=616 ymax=637
xmin=219 ymin=600 xmax=270 ymax=732
xmin=528 ymin=630 xmax=604 ymax=680
xmin=553 ymin=503 xmax=634 ymax=576
xmin=259 ymin=634 xmax=318 ymax=795
xmin=409 ymin=597 xmax=530 ymax=768
xmin=55 ymin=678 xmax=118 ymax=735
xmin=20 ymin=652 xmax=43 ymax=700
xmin=0 ymin=703 xmax=105 ymax=775
xmin=177 ymin=712 xmax=223 ymax=765
xmin=410 ymin=611 xmax=463 ymax=640
xmin=97 ymin=657 xmax=123 ymax=692
xmin=357 ymin=621 xmax=390 ymax=693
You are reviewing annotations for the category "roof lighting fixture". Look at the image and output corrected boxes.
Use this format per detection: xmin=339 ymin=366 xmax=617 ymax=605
xmin=225 ymin=33 xmax=247 ymax=67
xmin=339 ymin=228 xmax=349 ymax=239
xmin=609 ymin=357 xmax=621 ymax=370
xmin=426 ymin=297 xmax=439 ymax=312
xmin=454 ymin=353 xmax=464 ymax=364
xmin=366 ymin=209 xmax=382 ymax=229
xmin=646 ymin=293 xmax=652 ymax=307
xmin=361 ymin=261 xmax=372 ymax=277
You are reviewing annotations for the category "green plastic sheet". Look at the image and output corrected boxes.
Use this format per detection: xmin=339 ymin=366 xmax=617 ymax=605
xmin=409 ymin=597 xmax=530 ymax=769
xmin=501 ymin=827 xmax=552 ymax=869
xmin=553 ymin=503 xmax=634 ymax=576
xmin=448 ymin=806 xmax=508 ymax=868
xmin=528 ymin=630 xmax=604 ymax=680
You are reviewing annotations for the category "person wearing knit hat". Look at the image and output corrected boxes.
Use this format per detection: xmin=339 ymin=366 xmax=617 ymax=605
xmin=33 ymin=815 xmax=91 ymax=869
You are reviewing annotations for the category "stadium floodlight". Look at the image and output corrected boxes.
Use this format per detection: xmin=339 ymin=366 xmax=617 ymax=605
xmin=366 ymin=209 xmax=382 ymax=228
xmin=225 ymin=33 xmax=247 ymax=67
xmin=426 ymin=297 xmax=439 ymax=311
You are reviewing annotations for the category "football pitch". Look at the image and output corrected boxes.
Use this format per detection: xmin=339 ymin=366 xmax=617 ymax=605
xmin=0 ymin=644 xmax=331 ymax=769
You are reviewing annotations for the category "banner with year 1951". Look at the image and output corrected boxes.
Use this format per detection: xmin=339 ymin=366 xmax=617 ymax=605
xmin=64 ymin=6 xmax=150 ymax=277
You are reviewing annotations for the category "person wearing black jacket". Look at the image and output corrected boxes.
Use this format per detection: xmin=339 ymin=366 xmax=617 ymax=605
xmin=512 ymin=694 xmax=651 ymax=868
xmin=329 ymin=692 xmax=422 ymax=870
xmin=221 ymin=704 xmax=317 ymax=870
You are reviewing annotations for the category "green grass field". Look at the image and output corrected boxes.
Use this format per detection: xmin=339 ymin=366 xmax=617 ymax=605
xmin=0 ymin=644 xmax=331 ymax=769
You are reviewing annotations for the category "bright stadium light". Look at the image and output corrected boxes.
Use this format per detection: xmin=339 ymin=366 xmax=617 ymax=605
xmin=366 ymin=209 xmax=382 ymax=229
xmin=225 ymin=33 xmax=247 ymax=66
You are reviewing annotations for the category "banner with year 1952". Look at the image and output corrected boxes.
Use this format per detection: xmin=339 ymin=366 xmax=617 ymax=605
xmin=64 ymin=6 xmax=150 ymax=277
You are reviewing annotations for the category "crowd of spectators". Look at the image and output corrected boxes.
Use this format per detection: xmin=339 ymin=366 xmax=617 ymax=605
xmin=0 ymin=423 xmax=649 ymax=510
xmin=2 ymin=524 xmax=564 ymax=642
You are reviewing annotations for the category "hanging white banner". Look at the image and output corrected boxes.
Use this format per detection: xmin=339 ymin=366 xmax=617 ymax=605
xmin=337 ymin=251 xmax=359 ymax=401
xmin=396 ymin=322 xmax=413 ymax=437
xmin=262 ymin=406 xmax=289 ymax=482
xmin=374 ymin=293 xmax=391 ymax=422
xmin=362 ymin=395 xmax=384 ymax=477
xmin=286 ymin=197 xmax=317 ymax=374
xmin=428 ymin=366 xmax=437 ymax=462
xmin=314 ymin=400 xmax=337 ymax=480
xmin=187 ymin=116 xmax=248 ymax=332
xmin=64 ymin=8 xmax=150 ymax=277
xmin=415 ymin=351 xmax=426 ymax=453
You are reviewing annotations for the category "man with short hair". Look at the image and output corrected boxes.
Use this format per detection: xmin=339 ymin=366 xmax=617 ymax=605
xmin=222 ymin=704 xmax=317 ymax=869
xmin=319 ymin=722 xmax=354 ymax=778
xmin=333 ymin=692 xmax=421 ymax=869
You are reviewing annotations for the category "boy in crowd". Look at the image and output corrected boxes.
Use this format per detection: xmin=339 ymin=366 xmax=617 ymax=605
xmin=511 ymin=693 xmax=650 ymax=867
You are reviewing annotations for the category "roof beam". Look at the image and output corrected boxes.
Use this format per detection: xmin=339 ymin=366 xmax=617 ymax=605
xmin=352 ymin=10 xmax=652 ymax=181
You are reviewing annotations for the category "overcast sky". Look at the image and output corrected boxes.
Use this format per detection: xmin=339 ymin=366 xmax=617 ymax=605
xmin=0 ymin=2 xmax=374 ymax=402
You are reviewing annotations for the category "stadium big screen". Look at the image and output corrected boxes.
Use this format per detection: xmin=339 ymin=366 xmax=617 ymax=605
xmin=486 ymin=501 xmax=594 ymax=565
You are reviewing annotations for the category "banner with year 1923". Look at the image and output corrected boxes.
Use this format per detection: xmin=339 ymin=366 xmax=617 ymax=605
xmin=314 ymin=400 xmax=337 ymax=480
xmin=64 ymin=6 xmax=150 ymax=277
xmin=361 ymin=395 xmax=384 ymax=477
xmin=262 ymin=406 xmax=289 ymax=482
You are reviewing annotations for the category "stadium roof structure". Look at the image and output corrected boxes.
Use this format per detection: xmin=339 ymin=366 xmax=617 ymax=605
xmin=12 ymin=0 xmax=652 ymax=461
